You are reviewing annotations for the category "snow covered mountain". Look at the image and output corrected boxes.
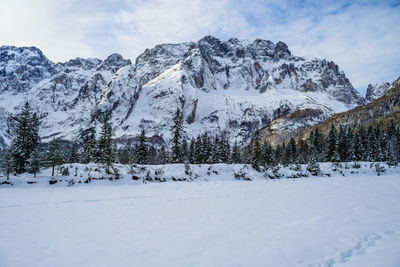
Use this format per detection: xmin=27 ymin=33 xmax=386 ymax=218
xmin=0 ymin=36 xmax=365 ymax=147
xmin=365 ymin=82 xmax=390 ymax=102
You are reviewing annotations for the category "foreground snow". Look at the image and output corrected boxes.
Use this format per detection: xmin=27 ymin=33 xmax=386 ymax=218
xmin=1 ymin=173 xmax=400 ymax=266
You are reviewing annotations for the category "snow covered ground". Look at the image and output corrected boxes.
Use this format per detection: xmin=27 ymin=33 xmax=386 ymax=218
xmin=1 ymin=164 xmax=400 ymax=267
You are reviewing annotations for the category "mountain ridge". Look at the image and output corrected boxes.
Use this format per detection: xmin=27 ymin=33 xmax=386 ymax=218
xmin=0 ymin=36 xmax=366 ymax=148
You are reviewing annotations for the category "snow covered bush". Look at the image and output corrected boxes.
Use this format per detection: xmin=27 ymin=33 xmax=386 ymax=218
xmin=307 ymin=162 xmax=321 ymax=176
xmin=375 ymin=163 xmax=386 ymax=176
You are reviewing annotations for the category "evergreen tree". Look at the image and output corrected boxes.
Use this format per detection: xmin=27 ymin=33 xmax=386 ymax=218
xmin=97 ymin=111 xmax=114 ymax=172
xmin=287 ymin=137 xmax=297 ymax=164
xmin=27 ymin=149 xmax=41 ymax=177
xmin=45 ymin=139 xmax=65 ymax=176
xmin=0 ymin=148 xmax=13 ymax=180
xmin=181 ymin=137 xmax=189 ymax=163
xmin=118 ymin=141 xmax=132 ymax=164
xmin=11 ymin=102 xmax=40 ymax=173
xmin=261 ymin=141 xmax=273 ymax=167
xmin=312 ymin=128 xmax=324 ymax=159
xmin=158 ymin=145 xmax=169 ymax=164
xmin=188 ymin=138 xmax=196 ymax=164
xmin=367 ymin=126 xmax=376 ymax=161
xmin=274 ymin=144 xmax=283 ymax=164
xmin=170 ymin=108 xmax=185 ymax=163
xmin=69 ymin=144 xmax=78 ymax=163
xmin=201 ymin=133 xmax=212 ymax=163
xmin=219 ymin=131 xmax=230 ymax=163
xmin=297 ymin=139 xmax=309 ymax=164
xmin=147 ymin=146 xmax=157 ymax=164
xmin=281 ymin=142 xmax=288 ymax=165
xmin=353 ymin=129 xmax=363 ymax=161
xmin=307 ymin=144 xmax=321 ymax=175
xmin=136 ymin=129 xmax=148 ymax=164
xmin=194 ymin=135 xmax=203 ymax=164
xmin=374 ymin=125 xmax=385 ymax=161
xmin=231 ymin=140 xmax=241 ymax=164
xmin=337 ymin=125 xmax=349 ymax=162
xmin=346 ymin=127 xmax=356 ymax=161
xmin=81 ymin=133 xmax=96 ymax=164
xmin=387 ymin=135 xmax=398 ymax=166
xmin=212 ymin=135 xmax=221 ymax=163
xmin=112 ymin=142 xmax=118 ymax=164
xmin=251 ymin=129 xmax=262 ymax=170
xmin=325 ymin=124 xmax=339 ymax=162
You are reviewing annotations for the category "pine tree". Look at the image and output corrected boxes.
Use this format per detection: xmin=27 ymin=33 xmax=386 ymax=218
xmin=337 ymin=125 xmax=349 ymax=161
xmin=97 ymin=111 xmax=114 ymax=172
xmin=387 ymin=135 xmax=398 ymax=166
xmin=297 ymin=139 xmax=309 ymax=164
xmin=219 ymin=131 xmax=230 ymax=163
xmin=11 ymin=102 xmax=40 ymax=173
xmin=212 ymin=135 xmax=221 ymax=163
xmin=251 ymin=129 xmax=262 ymax=170
xmin=112 ymin=142 xmax=118 ymax=164
xmin=261 ymin=141 xmax=273 ymax=167
xmin=367 ymin=126 xmax=375 ymax=161
xmin=201 ymin=133 xmax=212 ymax=163
xmin=194 ymin=135 xmax=203 ymax=164
xmin=374 ymin=125 xmax=385 ymax=161
xmin=181 ymin=137 xmax=189 ymax=163
xmin=171 ymin=108 xmax=185 ymax=163
xmin=45 ymin=139 xmax=65 ymax=176
xmin=325 ymin=124 xmax=339 ymax=162
xmin=158 ymin=145 xmax=169 ymax=164
xmin=346 ymin=127 xmax=356 ymax=161
xmin=188 ymin=138 xmax=196 ymax=164
xmin=312 ymin=128 xmax=324 ymax=159
xmin=27 ymin=149 xmax=41 ymax=177
xmin=231 ymin=140 xmax=241 ymax=164
xmin=81 ymin=133 xmax=96 ymax=164
xmin=307 ymin=144 xmax=321 ymax=175
xmin=353 ymin=129 xmax=363 ymax=161
xmin=287 ymin=137 xmax=297 ymax=164
xmin=118 ymin=141 xmax=132 ymax=164
xmin=0 ymin=148 xmax=13 ymax=180
xmin=274 ymin=144 xmax=282 ymax=165
xmin=136 ymin=129 xmax=148 ymax=164
xmin=69 ymin=144 xmax=78 ymax=163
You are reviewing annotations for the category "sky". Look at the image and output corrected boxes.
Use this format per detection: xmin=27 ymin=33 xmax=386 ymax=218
xmin=1 ymin=0 xmax=399 ymax=94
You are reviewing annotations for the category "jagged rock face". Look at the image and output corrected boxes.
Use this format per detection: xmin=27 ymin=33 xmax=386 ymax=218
xmin=101 ymin=36 xmax=364 ymax=144
xmin=365 ymin=82 xmax=390 ymax=102
xmin=0 ymin=37 xmax=365 ymax=147
xmin=0 ymin=46 xmax=131 ymax=146
xmin=0 ymin=46 xmax=56 ymax=93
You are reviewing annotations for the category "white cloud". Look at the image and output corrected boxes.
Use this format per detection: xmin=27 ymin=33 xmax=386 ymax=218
xmin=0 ymin=0 xmax=399 ymax=93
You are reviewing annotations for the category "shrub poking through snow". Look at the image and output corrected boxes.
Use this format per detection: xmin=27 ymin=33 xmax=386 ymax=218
xmin=307 ymin=161 xmax=321 ymax=176
xmin=375 ymin=163 xmax=386 ymax=176
xmin=185 ymin=163 xmax=192 ymax=176
xmin=352 ymin=162 xmax=361 ymax=169
xmin=60 ymin=166 xmax=70 ymax=176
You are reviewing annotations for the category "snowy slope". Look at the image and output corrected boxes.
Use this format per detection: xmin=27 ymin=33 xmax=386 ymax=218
xmin=0 ymin=37 xmax=365 ymax=147
xmin=1 ymin=172 xmax=400 ymax=267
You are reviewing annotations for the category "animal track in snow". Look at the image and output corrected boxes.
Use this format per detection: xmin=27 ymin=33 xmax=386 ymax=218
xmin=313 ymin=230 xmax=396 ymax=267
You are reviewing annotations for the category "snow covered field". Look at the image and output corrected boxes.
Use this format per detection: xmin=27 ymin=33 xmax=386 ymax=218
xmin=1 ymin=172 xmax=400 ymax=267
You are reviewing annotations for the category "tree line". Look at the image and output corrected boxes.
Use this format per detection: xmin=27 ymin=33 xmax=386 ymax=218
xmin=250 ymin=121 xmax=400 ymax=171
xmin=1 ymin=103 xmax=399 ymax=179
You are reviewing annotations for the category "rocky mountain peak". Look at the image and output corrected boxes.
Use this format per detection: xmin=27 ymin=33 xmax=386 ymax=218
xmin=100 ymin=53 xmax=132 ymax=73
xmin=365 ymin=82 xmax=390 ymax=102
xmin=0 ymin=46 xmax=55 ymax=93
xmin=0 ymin=37 xmax=368 ymax=148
